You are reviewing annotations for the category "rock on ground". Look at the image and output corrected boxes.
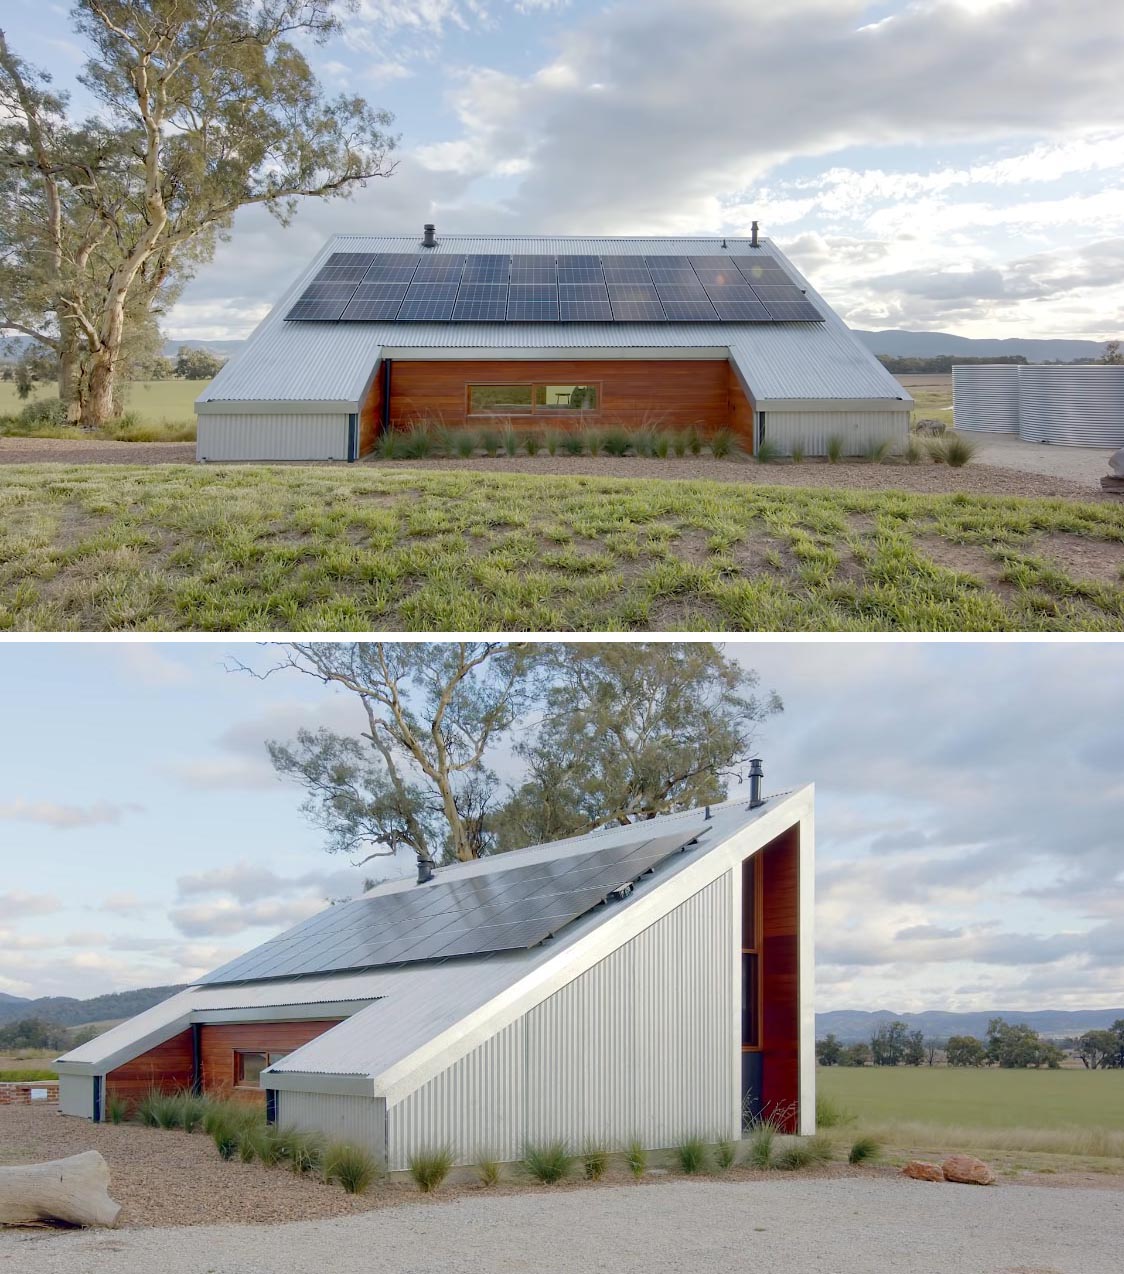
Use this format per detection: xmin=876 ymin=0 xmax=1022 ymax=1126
xmin=942 ymin=1155 xmax=997 ymax=1186
xmin=902 ymin=1160 xmax=944 ymax=1182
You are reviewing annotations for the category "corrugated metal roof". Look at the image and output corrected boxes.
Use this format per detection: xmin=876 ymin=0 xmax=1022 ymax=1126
xmin=198 ymin=236 xmax=906 ymax=407
xmin=55 ymin=794 xmax=805 ymax=1084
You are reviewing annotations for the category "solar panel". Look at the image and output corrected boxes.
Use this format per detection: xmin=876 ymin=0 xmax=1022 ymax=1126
xmin=645 ymin=255 xmax=691 ymax=269
xmin=512 ymin=255 xmax=556 ymax=267
xmin=462 ymin=256 xmax=510 ymax=283
xmin=507 ymin=298 xmax=559 ymax=321
xmin=559 ymin=300 xmax=614 ymax=321
xmin=661 ymin=300 xmax=720 ymax=321
xmin=692 ymin=267 xmax=744 ymax=289
xmin=607 ymin=283 xmax=661 ymax=303
xmin=312 ymin=253 xmax=379 ymax=282
xmin=699 ymin=283 xmax=760 ymax=304
xmin=557 ymin=255 xmax=601 ymax=267
xmin=397 ymin=284 xmax=459 ymax=321
xmin=198 ymin=830 xmax=705 ymax=983
xmin=452 ymin=285 xmax=508 ymax=321
xmin=647 ymin=268 xmax=704 ymax=287
xmin=748 ymin=283 xmax=810 ymax=303
xmin=340 ymin=295 xmax=405 ymax=321
xmin=558 ymin=268 xmax=605 ymax=285
xmin=510 ymin=267 xmax=557 ymax=286
xmin=413 ymin=262 xmax=465 ymax=282
xmin=761 ymin=300 xmax=823 ymax=321
xmin=602 ymin=268 xmax=653 ymax=285
xmin=711 ymin=300 xmax=773 ymax=322
xmin=653 ymin=285 xmax=712 ymax=303
xmin=297 ymin=281 xmax=362 ymax=300
xmin=284 ymin=297 xmax=350 ymax=321
xmin=611 ymin=301 xmax=667 ymax=322
xmin=734 ymin=259 xmax=792 ymax=284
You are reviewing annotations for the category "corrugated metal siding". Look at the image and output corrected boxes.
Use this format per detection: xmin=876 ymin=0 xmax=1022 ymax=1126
xmin=385 ymin=873 xmax=735 ymax=1167
xmin=386 ymin=1021 xmax=526 ymax=1169
xmin=277 ymin=1091 xmax=386 ymax=1161
xmin=197 ymin=413 xmax=350 ymax=461
xmin=1018 ymin=366 xmax=1124 ymax=447
xmin=762 ymin=411 xmax=909 ymax=456
xmin=58 ymin=1073 xmax=95 ymax=1119
xmin=197 ymin=235 xmax=906 ymax=408
xmin=952 ymin=365 xmax=1020 ymax=434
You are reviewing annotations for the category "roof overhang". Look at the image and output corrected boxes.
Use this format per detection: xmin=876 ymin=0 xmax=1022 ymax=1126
xmin=757 ymin=397 xmax=912 ymax=412
xmin=196 ymin=399 xmax=359 ymax=416
xmin=377 ymin=346 xmax=733 ymax=362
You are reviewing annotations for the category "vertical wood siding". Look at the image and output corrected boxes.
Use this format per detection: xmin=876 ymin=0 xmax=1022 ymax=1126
xmin=196 ymin=413 xmax=351 ymax=461
xmin=760 ymin=828 xmax=800 ymax=1130
xmin=359 ymin=364 xmax=384 ymax=455
xmin=388 ymin=359 xmax=738 ymax=433
xmin=385 ymin=874 xmax=736 ymax=1168
xmin=105 ymin=1029 xmax=194 ymax=1105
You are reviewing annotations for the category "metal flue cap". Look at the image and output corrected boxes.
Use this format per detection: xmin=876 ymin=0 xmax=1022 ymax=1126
xmin=416 ymin=856 xmax=435 ymax=884
xmin=422 ymin=224 xmax=437 ymax=248
xmin=751 ymin=220 xmax=759 ymax=248
xmin=748 ymin=757 xmax=765 ymax=808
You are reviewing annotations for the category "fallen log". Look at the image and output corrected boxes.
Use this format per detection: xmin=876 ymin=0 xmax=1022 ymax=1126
xmin=0 ymin=1150 xmax=121 ymax=1227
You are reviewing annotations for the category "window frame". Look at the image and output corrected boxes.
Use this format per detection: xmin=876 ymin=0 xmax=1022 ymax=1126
xmin=465 ymin=381 xmax=602 ymax=419
xmin=233 ymin=1049 xmax=288 ymax=1088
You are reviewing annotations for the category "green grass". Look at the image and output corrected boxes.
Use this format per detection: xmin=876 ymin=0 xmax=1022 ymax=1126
xmin=818 ymin=1067 xmax=1124 ymax=1159
xmin=848 ymin=1136 xmax=882 ymax=1165
xmin=0 ymin=378 xmax=200 ymax=418
xmin=626 ymin=1140 xmax=647 ymax=1178
xmin=523 ymin=1140 xmax=573 ymax=1184
xmin=1 ymin=466 xmax=1121 ymax=631
xmin=675 ymin=1135 xmax=708 ymax=1174
xmin=407 ymin=1146 xmax=455 ymax=1192
xmin=323 ymin=1141 xmax=378 ymax=1194
xmin=0 ymin=1067 xmax=57 ymax=1081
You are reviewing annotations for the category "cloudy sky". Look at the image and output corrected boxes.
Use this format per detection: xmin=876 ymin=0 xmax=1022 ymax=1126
xmin=1 ymin=640 xmax=1121 ymax=1014
xmin=8 ymin=0 xmax=1124 ymax=342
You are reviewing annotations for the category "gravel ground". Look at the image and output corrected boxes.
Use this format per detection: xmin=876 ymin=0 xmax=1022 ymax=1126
xmin=4 ymin=1174 xmax=1122 ymax=1274
xmin=0 ymin=437 xmax=1112 ymax=501
xmin=965 ymin=431 xmax=1116 ymax=484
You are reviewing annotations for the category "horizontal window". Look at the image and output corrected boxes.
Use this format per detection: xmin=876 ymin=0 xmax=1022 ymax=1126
xmin=535 ymin=384 xmax=598 ymax=411
xmin=468 ymin=384 xmax=533 ymax=415
xmin=234 ymin=1049 xmax=289 ymax=1088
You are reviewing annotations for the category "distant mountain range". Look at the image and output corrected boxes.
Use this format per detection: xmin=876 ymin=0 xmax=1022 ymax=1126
xmin=0 ymin=985 xmax=187 ymax=1028
xmin=815 ymin=1008 xmax=1124 ymax=1043
xmin=4 ymin=982 xmax=1120 ymax=1042
xmin=853 ymin=330 xmax=1107 ymax=362
xmin=1 ymin=331 xmax=1109 ymax=365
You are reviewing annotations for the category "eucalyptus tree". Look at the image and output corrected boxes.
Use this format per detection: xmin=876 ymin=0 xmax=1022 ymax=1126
xmin=0 ymin=2 xmax=395 ymax=425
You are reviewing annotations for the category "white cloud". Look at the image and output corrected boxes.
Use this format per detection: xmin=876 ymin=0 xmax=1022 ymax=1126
xmin=0 ymin=890 xmax=61 ymax=920
xmin=168 ymin=896 xmax=326 ymax=938
xmin=0 ymin=798 xmax=143 ymax=829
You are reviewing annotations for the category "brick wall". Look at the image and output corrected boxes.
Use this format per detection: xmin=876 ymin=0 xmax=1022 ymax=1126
xmin=0 ymin=1080 xmax=59 ymax=1105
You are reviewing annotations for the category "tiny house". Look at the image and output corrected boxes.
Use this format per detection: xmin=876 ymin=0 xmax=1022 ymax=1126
xmin=57 ymin=786 xmax=815 ymax=1166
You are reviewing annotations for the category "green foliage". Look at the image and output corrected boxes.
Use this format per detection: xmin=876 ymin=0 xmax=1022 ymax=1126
xmin=941 ymin=434 xmax=977 ymax=467
xmin=653 ymin=432 xmax=671 ymax=458
xmin=324 ymin=1141 xmax=377 ymax=1194
xmin=0 ymin=1067 xmax=57 ymax=1081
xmin=242 ymin=1124 xmax=287 ymax=1165
xmin=582 ymin=1144 xmax=610 ymax=1181
xmin=714 ymin=1138 xmax=738 ymax=1170
xmin=408 ymin=1146 xmax=455 ymax=1192
xmin=453 ymin=430 xmax=477 ymax=458
xmin=789 ymin=439 xmax=806 ymax=464
xmin=476 ymin=1155 xmax=501 ymax=1187
xmin=562 ymin=430 xmax=585 ymax=455
xmin=626 ymin=1140 xmax=647 ymax=1178
xmin=523 ymin=432 xmax=541 ymax=456
xmin=501 ymin=427 xmax=519 ymax=457
xmin=675 ymin=1135 xmax=708 ymax=1174
xmin=523 ymin=1140 xmax=573 ymax=1184
xmin=825 ymin=435 xmax=844 ymax=463
xmin=632 ymin=429 xmax=656 ymax=458
xmin=806 ymin=1134 xmax=835 ymax=1164
xmin=686 ymin=425 xmax=703 ymax=455
xmin=602 ymin=428 xmax=631 ymax=456
xmin=544 ymin=430 xmax=563 ymax=456
xmin=279 ymin=1126 xmax=325 ymax=1175
xmin=584 ymin=429 xmax=605 ymax=456
xmin=709 ymin=428 xmax=736 ymax=459
xmin=671 ymin=429 xmax=689 ymax=457
xmin=903 ymin=436 xmax=925 ymax=464
xmin=479 ymin=428 xmax=501 ymax=457
xmin=174 ymin=348 xmax=225 ymax=381
xmin=772 ymin=1143 xmax=813 ymax=1171
xmin=747 ymin=1120 xmax=776 ymax=1169
xmin=946 ymin=1034 xmax=987 ymax=1067
xmin=135 ymin=1089 xmax=175 ymax=1128
xmin=986 ymin=1018 xmax=1063 ymax=1069
xmin=400 ymin=425 xmax=433 ymax=460
xmin=174 ymin=1092 xmax=207 ymax=1133
xmin=754 ymin=439 xmax=782 ymax=463
xmin=816 ymin=1034 xmax=843 ymax=1067
xmin=848 ymin=1136 xmax=881 ymax=1165
xmin=104 ymin=1094 xmax=129 ymax=1125
xmin=376 ymin=430 xmax=402 ymax=460
xmin=815 ymin=1093 xmax=854 ymax=1127
xmin=863 ymin=439 xmax=894 ymax=463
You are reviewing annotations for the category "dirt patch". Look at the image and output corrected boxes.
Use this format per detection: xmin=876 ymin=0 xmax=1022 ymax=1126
xmin=913 ymin=535 xmax=1012 ymax=591
xmin=1034 ymin=532 xmax=1124 ymax=585
xmin=669 ymin=527 xmax=716 ymax=567
xmin=646 ymin=597 xmax=725 ymax=629
xmin=731 ymin=535 xmax=801 ymax=579
xmin=0 ymin=439 xmax=195 ymax=465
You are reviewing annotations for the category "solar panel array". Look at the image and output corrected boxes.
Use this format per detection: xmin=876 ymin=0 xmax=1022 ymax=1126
xmin=284 ymin=252 xmax=824 ymax=324
xmin=198 ymin=830 xmax=704 ymax=984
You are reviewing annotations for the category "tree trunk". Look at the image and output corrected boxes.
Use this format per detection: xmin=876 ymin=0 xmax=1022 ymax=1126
xmin=0 ymin=1151 xmax=121 ymax=1227
xmin=57 ymin=315 xmax=83 ymax=424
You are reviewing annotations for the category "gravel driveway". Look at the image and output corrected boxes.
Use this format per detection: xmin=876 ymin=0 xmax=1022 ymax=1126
xmin=4 ymin=1176 xmax=1121 ymax=1274
xmin=965 ymin=431 xmax=1116 ymax=485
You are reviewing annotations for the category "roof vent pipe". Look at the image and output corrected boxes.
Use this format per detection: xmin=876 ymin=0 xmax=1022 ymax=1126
xmin=750 ymin=221 xmax=759 ymax=248
xmin=422 ymin=223 xmax=437 ymax=248
xmin=748 ymin=757 xmax=765 ymax=808
xmin=416 ymin=855 xmax=435 ymax=885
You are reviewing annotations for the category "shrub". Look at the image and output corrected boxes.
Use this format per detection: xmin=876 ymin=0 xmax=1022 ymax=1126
xmin=685 ymin=425 xmax=703 ymax=455
xmin=863 ymin=439 xmax=893 ymax=464
xmin=562 ymin=430 xmax=584 ymax=456
xmin=104 ymin=1094 xmax=129 ymax=1125
xmin=477 ymin=1155 xmax=501 ymax=1187
xmin=135 ymin=1088 xmax=181 ymax=1129
xmin=815 ymin=1094 xmax=854 ymax=1128
xmin=324 ymin=1141 xmax=378 ymax=1194
xmin=790 ymin=439 xmax=806 ymax=464
xmin=632 ymin=428 xmax=656 ymax=458
xmin=523 ymin=431 xmax=541 ymax=456
xmin=479 ymin=428 xmax=501 ymax=457
xmin=523 ymin=1140 xmax=573 ymax=1184
xmin=825 ymin=434 xmax=844 ymax=463
xmin=932 ymin=433 xmax=977 ymax=467
xmin=903 ymin=436 xmax=924 ymax=464
xmin=175 ymin=1092 xmax=207 ymax=1133
xmin=400 ymin=424 xmax=433 ymax=459
xmin=408 ymin=1145 xmax=455 ymax=1193
xmin=584 ymin=429 xmax=605 ymax=456
xmin=582 ymin=1144 xmax=609 ymax=1181
xmin=709 ymin=428 xmax=736 ymax=459
xmin=671 ymin=430 xmax=689 ymax=457
xmin=754 ymin=439 xmax=782 ymax=464
xmin=375 ymin=430 xmax=401 ymax=460
xmin=19 ymin=398 xmax=69 ymax=427
xmin=653 ymin=432 xmax=671 ymax=459
xmin=501 ymin=427 xmax=518 ymax=457
xmin=715 ymin=1138 xmax=737 ymax=1171
xmin=675 ymin=1135 xmax=708 ymax=1175
xmin=602 ymin=427 xmax=631 ymax=457
xmin=626 ymin=1140 xmax=647 ymax=1179
xmin=772 ymin=1142 xmax=813 ymax=1171
xmin=747 ymin=1121 xmax=776 ymax=1169
xmin=454 ymin=429 xmax=477 ymax=458
xmin=285 ymin=1127 xmax=325 ymax=1175
xmin=544 ymin=430 xmax=563 ymax=456
xmin=848 ymin=1136 xmax=881 ymax=1165
xmin=242 ymin=1124 xmax=286 ymax=1166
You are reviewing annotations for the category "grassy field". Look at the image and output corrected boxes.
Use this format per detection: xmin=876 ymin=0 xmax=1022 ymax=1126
xmin=897 ymin=373 xmax=954 ymax=429
xmin=0 ymin=378 xmax=202 ymax=422
xmin=817 ymin=1066 xmax=1124 ymax=1174
xmin=2 ymin=466 xmax=1123 ymax=631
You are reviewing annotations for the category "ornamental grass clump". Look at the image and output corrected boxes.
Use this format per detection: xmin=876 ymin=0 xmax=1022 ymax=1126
xmin=277 ymin=1126 xmax=325 ymax=1175
xmin=563 ymin=430 xmax=584 ymax=455
xmin=931 ymin=433 xmax=977 ymax=467
xmin=501 ymin=427 xmax=519 ymax=457
xmin=476 ymin=1155 xmax=501 ymax=1187
xmin=523 ymin=431 xmax=541 ymax=455
xmin=523 ymin=1140 xmax=573 ymax=1184
xmin=825 ymin=434 xmax=844 ymax=463
xmin=408 ymin=1145 xmax=455 ymax=1193
xmin=714 ymin=1138 xmax=738 ymax=1171
xmin=675 ymin=1135 xmax=708 ymax=1175
xmin=104 ymin=1094 xmax=129 ymax=1125
xmin=582 ymin=1144 xmax=610 ymax=1181
xmin=815 ymin=1094 xmax=854 ymax=1128
xmin=848 ymin=1136 xmax=882 ymax=1165
xmin=789 ymin=439 xmax=806 ymax=464
xmin=479 ymin=428 xmax=501 ymax=457
xmin=652 ymin=432 xmax=671 ymax=458
xmin=453 ymin=429 xmax=477 ymax=458
xmin=754 ymin=439 xmax=782 ymax=464
xmin=324 ymin=1141 xmax=378 ymax=1194
xmin=626 ymin=1140 xmax=647 ymax=1179
xmin=747 ymin=1119 xmax=777 ymax=1169
xmin=602 ymin=428 xmax=631 ymax=457
xmin=709 ymin=428 xmax=736 ymax=459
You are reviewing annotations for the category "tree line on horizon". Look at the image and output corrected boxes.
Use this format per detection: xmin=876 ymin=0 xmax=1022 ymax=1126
xmin=878 ymin=342 xmax=1122 ymax=375
xmin=817 ymin=1016 xmax=1124 ymax=1069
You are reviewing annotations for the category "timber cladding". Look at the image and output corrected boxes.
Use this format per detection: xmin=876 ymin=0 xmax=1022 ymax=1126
xmin=385 ymin=358 xmax=751 ymax=434
xmin=198 ymin=1020 xmax=341 ymax=1104
xmin=105 ymin=1028 xmax=194 ymax=1105
xmin=760 ymin=826 xmax=800 ymax=1131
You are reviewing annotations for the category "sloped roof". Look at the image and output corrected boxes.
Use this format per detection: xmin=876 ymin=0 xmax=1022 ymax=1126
xmin=196 ymin=235 xmax=906 ymax=409
xmin=56 ymin=791 xmax=811 ymax=1094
